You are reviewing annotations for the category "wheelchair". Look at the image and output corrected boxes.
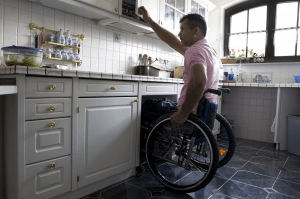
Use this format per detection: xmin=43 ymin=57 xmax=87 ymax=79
xmin=138 ymin=88 xmax=235 ymax=193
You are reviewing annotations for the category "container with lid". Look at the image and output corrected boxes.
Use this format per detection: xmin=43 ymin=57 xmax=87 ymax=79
xmin=1 ymin=45 xmax=44 ymax=67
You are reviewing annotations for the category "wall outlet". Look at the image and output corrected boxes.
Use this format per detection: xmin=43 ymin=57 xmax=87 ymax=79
xmin=114 ymin=33 xmax=120 ymax=42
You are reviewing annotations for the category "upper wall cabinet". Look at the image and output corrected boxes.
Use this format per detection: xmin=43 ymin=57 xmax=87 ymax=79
xmin=75 ymin=0 xmax=121 ymax=14
xmin=135 ymin=0 xmax=160 ymax=24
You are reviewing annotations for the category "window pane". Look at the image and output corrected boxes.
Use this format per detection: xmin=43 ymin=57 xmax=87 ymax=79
xmin=247 ymin=32 xmax=266 ymax=57
xmin=229 ymin=34 xmax=247 ymax=57
xmin=199 ymin=7 xmax=205 ymax=18
xmin=166 ymin=0 xmax=175 ymax=7
xmin=274 ymin=30 xmax=297 ymax=56
xmin=276 ymin=2 xmax=298 ymax=29
xmin=175 ymin=11 xmax=184 ymax=33
xmin=231 ymin=11 xmax=248 ymax=33
xmin=176 ymin=0 xmax=185 ymax=12
xmin=191 ymin=0 xmax=198 ymax=14
xmin=165 ymin=5 xmax=175 ymax=29
xmin=248 ymin=6 xmax=267 ymax=31
xmin=297 ymin=30 xmax=300 ymax=56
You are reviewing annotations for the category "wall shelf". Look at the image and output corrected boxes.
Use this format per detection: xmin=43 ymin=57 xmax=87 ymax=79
xmin=43 ymin=41 xmax=80 ymax=50
xmin=44 ymin=57 xmax=82 ymax=65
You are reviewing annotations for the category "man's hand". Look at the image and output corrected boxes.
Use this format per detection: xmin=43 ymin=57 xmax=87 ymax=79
xmin=169 ymin=111 xmax=189 ymax=125
xmin=138 ymin=6 xmax=151 ymax=23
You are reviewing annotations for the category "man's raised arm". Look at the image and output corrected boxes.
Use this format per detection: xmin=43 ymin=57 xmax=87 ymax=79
xmin=138 ymin=6 xmax=187 ymax=55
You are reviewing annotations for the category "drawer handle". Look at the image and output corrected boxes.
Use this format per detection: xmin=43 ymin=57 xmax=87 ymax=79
xmin=48 ymin=163 xmax=55 ymax=170
xmin=48 ymin=106 xmax=56 ymax=112
xmin=48 ymin=122 xmax=55 ymax=128
xmin=111 ymin=86 xmax=116 ymax=90
xmin=134 ymin=99 xmax=139 ymax=103
xmin=49 ymin=84 xmax=57 ymax=90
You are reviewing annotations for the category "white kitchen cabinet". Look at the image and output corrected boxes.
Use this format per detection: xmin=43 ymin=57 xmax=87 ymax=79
xmin=77 ymin=97 xmax=138 ymax=188
xmin=136 ymin=0 xmax=160 ymax=24
xmin=76 ymin=0 xmax=121 ymax=14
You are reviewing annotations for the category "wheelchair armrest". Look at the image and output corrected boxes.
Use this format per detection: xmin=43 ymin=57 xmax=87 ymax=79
xmin=218 ymin=88 xmax=230 ymax=94
xmin=204 ymin=89 xmax=222 ymax=96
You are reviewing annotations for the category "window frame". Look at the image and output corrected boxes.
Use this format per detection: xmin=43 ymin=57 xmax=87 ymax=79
xmin=224 ymin=0 xmax=300 ymax=62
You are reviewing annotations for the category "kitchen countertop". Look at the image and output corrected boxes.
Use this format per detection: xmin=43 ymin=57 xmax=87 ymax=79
xmin=0 ymin=66 xmax=184 ymax=84
xmin=219 ymin=82 xmax=300 ymax=87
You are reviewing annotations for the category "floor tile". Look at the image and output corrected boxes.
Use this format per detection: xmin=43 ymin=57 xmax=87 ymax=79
xmin=100 ymin=182 xmax=151 ymax=199
xmin=241 ymin=162 xmax=281 ymax=177
xmin=224 ymin=154 xmax=249 ymax=169
xmin=209 ymin=195 xmax=237 ymax=199
xmin=186 ymin=176 xmax=228 ymax=199
xmin=88 ymin=191 xmax=101 ymax=197
xmin=237 ymin=139 xmax=268 ymax=149
xmin=163 ymin=189 xmax=194 ymax=199
xmin=151 ymin=191 xmax=163 ymax=196
xmin=278 ymin=170 xmax=300 ymax=184
xmin=126 ymin=173 xmax=165 ymax=192
xmin=150 ymin=197 xmax=166 ymax=199
xmin=215 ymin=166 xmax=237 ymax=179
xmin=267 ymin=192 xmax=296 ymax=199
xmin=273 ymin=179 xmax=300 ymax=198
xmin=231 ymin=171 xmax=276 ymax=188
xmin=250 ymin=156 xmax=286 ymax=168
xmin=284 ymin=155 xmax=300 ymax=172
xmin=257 ymin=149 xmax=289 ymax=161
xmin=235 ymin=146 xmax=262 ymax=155
xmin=220 ymin=180 xmax=268 ymax=199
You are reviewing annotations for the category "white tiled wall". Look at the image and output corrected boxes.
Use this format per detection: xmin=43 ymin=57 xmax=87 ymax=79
xmin=0 ymin=0 xmax=184 ymax=74
xmin=221 ymin=87 xmax=277 ymax=143
xmin=223 ymin=64 xmax=300 ymax=84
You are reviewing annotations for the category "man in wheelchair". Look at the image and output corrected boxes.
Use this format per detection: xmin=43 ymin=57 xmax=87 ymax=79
xmin=138 ymin=7 xmax=220 ymax=126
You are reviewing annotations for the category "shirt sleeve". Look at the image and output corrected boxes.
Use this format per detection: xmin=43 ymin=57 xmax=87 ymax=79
xmin=188 ymin=51 xmax=207 ymax=70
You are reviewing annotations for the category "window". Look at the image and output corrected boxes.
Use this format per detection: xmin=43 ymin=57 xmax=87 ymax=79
xmin=191 ymin=0 xmax=206 ymax=18
xmin=164 ymin=0 xmax=186 ymax=32
xmin=224 ymin=0 xmax=300 ymax=62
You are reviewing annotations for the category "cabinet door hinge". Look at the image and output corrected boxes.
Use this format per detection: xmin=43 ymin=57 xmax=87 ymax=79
xmin=77 ymin=176 xmax=79 ymax=182
xmin=78 ymin=107 xmax=80 ymax=113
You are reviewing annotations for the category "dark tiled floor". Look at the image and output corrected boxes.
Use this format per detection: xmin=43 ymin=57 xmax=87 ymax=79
xmin=84 ymin=138 xmax=300 ymax=199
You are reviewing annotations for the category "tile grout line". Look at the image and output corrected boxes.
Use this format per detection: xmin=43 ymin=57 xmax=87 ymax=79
xmin=271 ymin=156 xmax=289 ymax=189
xmin=217 ymin=170 xmax=239 ymax=190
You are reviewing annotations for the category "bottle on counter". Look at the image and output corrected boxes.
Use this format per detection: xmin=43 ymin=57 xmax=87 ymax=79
xmin=228 ymin=68 xmax=234 ymax=81
xmin=58 ymin=29 xmax=65 ymax=45
xmin=237 ymin=61 xmax=243 ymax=83
xmin=65 ymin=30 xmax=72 ymax=46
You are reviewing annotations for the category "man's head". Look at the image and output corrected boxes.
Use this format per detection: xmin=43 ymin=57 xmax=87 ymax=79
xmin=178 ymin=14 xmax=207 ymax=47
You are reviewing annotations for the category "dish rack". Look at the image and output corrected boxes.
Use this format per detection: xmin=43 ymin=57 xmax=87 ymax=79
xmin=29 ymin=23 xmax=85 ymax=66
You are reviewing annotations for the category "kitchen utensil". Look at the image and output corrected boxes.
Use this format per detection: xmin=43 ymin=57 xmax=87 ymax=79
xmin=56 ymin=50 xmax=62 ymax=58
xmin=68 ymin=52 xmax=75 ymax=60
xmin=75 ymin=53 xmax=80 ymax=61
xmin=135 ymin=65 xmax=160 ymax=77
xmin=1 ymin=45 xmax=44 ymax=67
xmin=138 ymin=54 xmax=142 ymax=65
xmin=72 ymin=38 xmax=78 ymax=47
xmin=62 ymin=51 xmax=68 ymax=60
xmin=142 ymin=54 xmax=147 ymax=66
xmin=65 ymin=30 xmax=72 ymax=46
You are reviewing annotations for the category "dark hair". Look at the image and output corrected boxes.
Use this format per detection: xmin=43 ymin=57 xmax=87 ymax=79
xmin=179 ymin=14 xmax=207 ymax=37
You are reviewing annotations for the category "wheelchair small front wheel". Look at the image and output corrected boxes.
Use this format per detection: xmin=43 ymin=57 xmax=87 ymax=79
xmin=145 ymin=113 xmax=219 ymax=193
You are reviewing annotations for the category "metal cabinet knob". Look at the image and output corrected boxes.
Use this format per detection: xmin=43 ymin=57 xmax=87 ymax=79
xmin=115 ymin=8 xmax=119 ymax=11
xmin=134 ymin=99 xmax=139 ymax=103
xmin=111 ymin=86 xmax=116 ymax=90
xmin=49 ymin=84 xmax=56 ymax=90
xmin=48 ymin=122 xmax=55 ymax=128
xmin=48 ymin=106 xmax=56 ymax=112
xmin=48 ymin=163 xmax=55 ymax=170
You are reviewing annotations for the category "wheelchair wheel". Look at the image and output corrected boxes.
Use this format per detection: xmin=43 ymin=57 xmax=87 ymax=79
xmin=215 ymin=113 xmax=236 ymax=168
xmin=146 ymin=112 xmax=219 ymax=193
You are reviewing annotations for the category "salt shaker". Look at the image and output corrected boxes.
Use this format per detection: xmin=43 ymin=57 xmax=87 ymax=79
xmin=72 ymin=38 xmax=78 ymax=47
xmin=62 ymin=51 xmax=68 ymax=60
xmin=75 ymin=53 xmax=80 ymax=61
xmin=65 ymin=30 xmax=72 ymax=46
xmin=56 ymin=50 xmax=62 ymax=58
xmin=68 ymin=52 xmax=75 ymax=60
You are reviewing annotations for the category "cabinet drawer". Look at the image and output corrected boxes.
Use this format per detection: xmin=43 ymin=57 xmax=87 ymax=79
xmin=25 ymin=156 xmax=71 ymax=199
xmin=142 ymin=82 xmax=178 ymax=95
xmin=25 ymin=118 xmax=71 ymax=165
xmin=26 ymin=76 xmax=72 ymax=98
xmin=79 ymin=79 xmax=138 ymax=97
xmin=25 ymin=98 xmax=71 ymax=120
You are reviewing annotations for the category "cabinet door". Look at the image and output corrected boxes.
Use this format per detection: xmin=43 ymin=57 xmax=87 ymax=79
xmin=76 ymin=0 xmax=120 ymax=14
xmin=77 ymin=97 xmax=137 ymax=188
xmin=160 ymin=0 xmax=188 ymax=35
xmin=136 ymin=0 xmax=160 ymax=24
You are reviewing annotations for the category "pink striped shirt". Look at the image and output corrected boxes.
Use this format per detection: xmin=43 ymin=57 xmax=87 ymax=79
xmin=177 ymin=39 xmax=220 ymax=113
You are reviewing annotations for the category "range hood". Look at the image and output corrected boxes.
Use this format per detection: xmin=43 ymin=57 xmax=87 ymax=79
xmin=30 ymin=0 xmax=154 ymax=35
